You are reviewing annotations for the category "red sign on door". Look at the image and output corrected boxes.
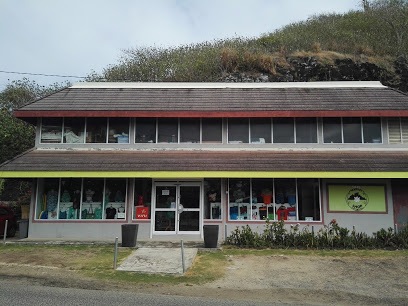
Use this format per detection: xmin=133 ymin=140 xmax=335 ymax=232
xmin=136 ymin=206 xmax=149 ymax=219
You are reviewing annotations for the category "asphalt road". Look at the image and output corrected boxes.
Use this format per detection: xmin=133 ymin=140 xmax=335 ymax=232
xmin=0 ymin=280 xmax=274 ymax=306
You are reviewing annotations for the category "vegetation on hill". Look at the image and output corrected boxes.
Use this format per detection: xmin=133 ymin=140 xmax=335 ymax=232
xmin=92 ymin=0 xmax=408 ymax=92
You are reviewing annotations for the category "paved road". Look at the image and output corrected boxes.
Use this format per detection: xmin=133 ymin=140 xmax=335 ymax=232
xmin=0 ymin=280 xmax=274 ymax=306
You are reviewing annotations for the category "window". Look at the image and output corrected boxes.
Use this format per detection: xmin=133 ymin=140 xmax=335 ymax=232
xmin=250 ymin=119 xmax=271 ymax=143
xmin=228 ymin=178 xmax=321 ymax=222
xmin=323 ymin=118 xmax=342 ymax=143
xmin=202 ymin=118 xmax=222 ymax=143
xmin=35 ymin=178 xmax=128 ymax=221
xmin=228 ymin=119 xmax=249 ymax=143
xmin=86 ymin=118 xmax=107 ymax=143
xmin=324 ymin=117 xmax=382 ymax=144
xmin=134 ymin=178 xmax=152 ymax=220
xmin=273 ymin=118 xmax=294 ymax=143
xmin=158 ymin=118 xmax=178 ymax=143
xmin=363 ymin=118 xmax=382 ymax=143
xmin=204 ymin=179 xmax=222 ymax=219
xmin=343 ymin=117 xmax=362 ymax=143
xmin=63 ymin=118 xmax=85 ymax=143
xmin=180 ymin=118 xmax=200 ymax=143
xmin=296 ymin=118 xmax=317 ymax=143
xmin=135 ymin=118 xmax=156 ymax=143
xmin=41 ymin=118 xmax=62 ymax=143
xmin=108 ymin=118 xmax=129 ymax=143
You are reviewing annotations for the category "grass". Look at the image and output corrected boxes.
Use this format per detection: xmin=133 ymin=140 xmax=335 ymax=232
xmin=1 ymin=244 xmax=406 ymax=286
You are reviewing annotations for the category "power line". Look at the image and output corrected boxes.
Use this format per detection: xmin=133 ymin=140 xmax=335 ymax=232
xmin=0 ymin=70 xmax=86 ymax=79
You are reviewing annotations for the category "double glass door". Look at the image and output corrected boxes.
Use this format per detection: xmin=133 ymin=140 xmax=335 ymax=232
xmin=153 ymin=183 xmax=201 ymax=234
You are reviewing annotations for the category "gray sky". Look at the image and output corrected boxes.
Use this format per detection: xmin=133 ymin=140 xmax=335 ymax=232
xmin=0 ymin=0 xmax=359 ymax=89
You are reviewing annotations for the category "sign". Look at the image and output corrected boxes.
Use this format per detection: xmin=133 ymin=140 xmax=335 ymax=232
xmin=136 ymin=206 xmax=149 ymax=219
xmin=162 ymin=189 xmax=170 ymax=196
xmin=328 ymin=185 xmax=387 ymax=213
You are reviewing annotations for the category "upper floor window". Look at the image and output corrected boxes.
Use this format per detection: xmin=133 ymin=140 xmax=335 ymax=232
xmin=158 ymin=118 xmax=178 ymax=143
xmin=250 ymin=118 xmax=271 ymax=143
xmin=135 ymin=118 xmax=156 ymax=143
xmin=323 ymin=117 xmax=382 ymax=144
xmin=108 ymin=118 xmax=130 ymax=143
xmin=64 ymin=118 xmax=85 ymax=143
xmin=201 ymin=118 xmax=222 ymax=143
xmin=180 ymin=118 xmax=200 ymax=143
xmin=228 ymin=119 xmax=249 ymax=143
xmin=41 ymin=118 xmax=62 ymax=143
xmin=388 ymin=117 xmax=408 ymax=144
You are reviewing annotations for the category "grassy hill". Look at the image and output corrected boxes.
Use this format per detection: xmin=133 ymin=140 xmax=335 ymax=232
xmin=92 ymin=0 xmax=408 ymax=92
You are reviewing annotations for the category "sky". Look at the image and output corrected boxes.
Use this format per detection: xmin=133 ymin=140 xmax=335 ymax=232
xmin=0 ymin=0 xmax=360 ymax=90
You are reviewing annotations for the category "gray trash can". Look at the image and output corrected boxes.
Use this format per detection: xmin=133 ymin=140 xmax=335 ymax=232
xmin=18 ymin=219 xmax=29 ymax=239
xmin=121 ymin=224 xmax=139 ymax=247
xmin=203 ymin=225 xmax=219 ymax=248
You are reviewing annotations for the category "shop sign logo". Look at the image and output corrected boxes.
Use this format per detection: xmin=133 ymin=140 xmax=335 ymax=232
xmin=345 ymin=187 xmax=369 ymax=211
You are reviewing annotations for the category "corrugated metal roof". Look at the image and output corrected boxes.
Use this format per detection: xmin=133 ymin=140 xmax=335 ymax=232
xmin=15 ymin=85 xmax=408 ymax=114
xmin=1 ymin=149 xmax=408 ymax=173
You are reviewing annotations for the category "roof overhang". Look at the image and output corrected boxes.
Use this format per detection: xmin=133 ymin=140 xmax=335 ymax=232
xmin=2 ymin=149 xmax=408 ymax=179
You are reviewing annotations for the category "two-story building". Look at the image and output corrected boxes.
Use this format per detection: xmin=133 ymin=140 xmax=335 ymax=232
xmin=1 ymin=81 xmax=408 ymax=240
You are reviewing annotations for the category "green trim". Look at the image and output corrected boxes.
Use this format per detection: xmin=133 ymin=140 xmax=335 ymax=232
xmin=2 ymin=171 xmax=408 ymax=178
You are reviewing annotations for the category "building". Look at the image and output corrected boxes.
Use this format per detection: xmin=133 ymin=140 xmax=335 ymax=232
xmin=1 ymin=81 xmax=408 ymax=240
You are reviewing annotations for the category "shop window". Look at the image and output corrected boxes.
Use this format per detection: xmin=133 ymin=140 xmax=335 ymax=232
xmin=204 ymin=179 xmax=222 ymax=219
xmin=273 ymin=118 xmax=294 ymax=143
xmin=158 ymin=118 xmax=178 ymax=143
xmin=63 ymin=118 xmax=85 ymax=143
xmin=297 ymin=179 xmax=320 ymax=221
xmin=228 ymin=179 xmax=250 ymax=220
xmin=135 ymin=118 xmax=156 ymax=143
xmin=343 ymin=117 xmax=362 ymax=143
xmin=86 ymin=118 xmax=107 ymax=143
xmin=59 ymin=178 xmax=82 ymax=219
xmin=35 ymin=178 xmax=60 ymax=219
xmin=295 ymin=118 xmax=317 ymax=143
xmin=228 ymin=119 xmax=249 ymax=143
xmin=81 ymin=178 xmax=104 ymax=219
xmin=251 ymin=179 xmax=274 ymax=220
xmin=227 ymin=178 xmax=321 ymax=222
xmin=134 ymin=178 xmax=152 ymax=220
xmin=202 ymin=118 xmax=222 ymax=143
xmin=41 ymin=118 xmax=62 ymax=143
xmin=180 ymin=118 xmax=200 ymax=143
xmin=104 ymin=179 xmax=127 ymax=219
xmin=362 ymin=118 xmax=382 ymax=143
xmin=250 ymin=119 xmax=271 ymax=143
xmin=108 ymin=118 xmax=130 ymax=143
xmin=323 ymin=118 xmax=342 ymax=143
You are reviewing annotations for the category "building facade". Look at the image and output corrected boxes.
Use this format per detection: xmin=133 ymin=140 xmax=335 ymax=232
xmin=1 ymin=81 xmax=408 ymax=240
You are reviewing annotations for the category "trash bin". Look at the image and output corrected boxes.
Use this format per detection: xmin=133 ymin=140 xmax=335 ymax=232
xmin=18 ymin=219 xmax=29 ymax=239
xmin=203 ymin=225 xmax=219 ymax=248
xmin=121 ymin=224 xmax=139 ymax=247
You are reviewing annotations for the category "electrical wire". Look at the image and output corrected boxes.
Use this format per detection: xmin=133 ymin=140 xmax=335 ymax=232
xmin=0 ymin=70 xmax=86 ymax=79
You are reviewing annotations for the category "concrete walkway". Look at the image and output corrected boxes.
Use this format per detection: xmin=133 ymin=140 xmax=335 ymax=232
xmin=117 ymin=247 xmax=198 ymax=275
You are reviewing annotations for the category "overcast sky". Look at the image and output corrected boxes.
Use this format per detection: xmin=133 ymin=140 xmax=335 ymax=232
xmin=0 ymin=0 xmax=360 ymax=90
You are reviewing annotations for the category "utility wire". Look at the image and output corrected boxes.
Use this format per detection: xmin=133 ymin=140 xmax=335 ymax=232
xmin=0 ymin=70 xmax=86 ymax=79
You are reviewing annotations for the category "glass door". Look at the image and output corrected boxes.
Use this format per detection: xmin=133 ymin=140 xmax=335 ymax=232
xmin=153 ymin=183 xmax=201 ymax=234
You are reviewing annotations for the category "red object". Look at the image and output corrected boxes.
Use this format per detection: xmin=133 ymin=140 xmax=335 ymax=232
xmin=136 ymin=206 xmax=149 ymax=219
xmin=277 ymin=207 xmax=288 ymax=221
xmin=137 ymin=195 xmax=144 ymax=206
xmin=262 ymin=195 xmax=272 ymax=205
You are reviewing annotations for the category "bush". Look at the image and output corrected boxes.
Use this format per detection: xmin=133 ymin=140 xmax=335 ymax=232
xmin=225 ymin=219 xmax=408 ymax=250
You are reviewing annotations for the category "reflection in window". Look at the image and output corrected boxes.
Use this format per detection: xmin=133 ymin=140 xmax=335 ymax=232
xmin=202 ymin=118 xmax=222 ymax=143
xmin=323 ymin=118 xmax=342 ymax=143
xmin=108 ymin=118 xmax=129 ymax=143
xmin=250 ymin=119 xmax=271 ymax=143
xmin=180 ymin=118 xmax=200 ymax=143
xmin=41 ymin=118 xmax=62 ymax=143
xmin=86 ymin=118 xmax=107 ymax=143
xmin=296 ymin=118 xmax=317 ymax=143
xmin=158 ymin=118 xmax=178 ymax=143
xmin=228 ymin=119 xmax=249 ymax=143
xmin=343 ymin=117 xmax=362 ymax=143
xmin=273 ymin=118 xmax=294 ymax=143
xmin=204 ymin=179 xmax=222 ymax=219
xmin=135 ymin=118 xmax=156 ymax=143
xmin=63 ymin=118 xmax=85 ymax=143
xmin=134 ymin=178 xmax=152 ymax=220
xmin=363 ymin=118 xmax=382 ymax=143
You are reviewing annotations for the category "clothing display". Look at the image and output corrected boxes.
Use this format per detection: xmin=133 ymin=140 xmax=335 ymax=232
xmin=106 ymin=206 xmax=117 ymax=219
xmin=46 ymin=189 xmax=58 ymax=212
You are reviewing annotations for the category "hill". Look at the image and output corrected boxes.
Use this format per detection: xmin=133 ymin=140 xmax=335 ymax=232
xmin=92 ymin=0 xmax=408 ymax=92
